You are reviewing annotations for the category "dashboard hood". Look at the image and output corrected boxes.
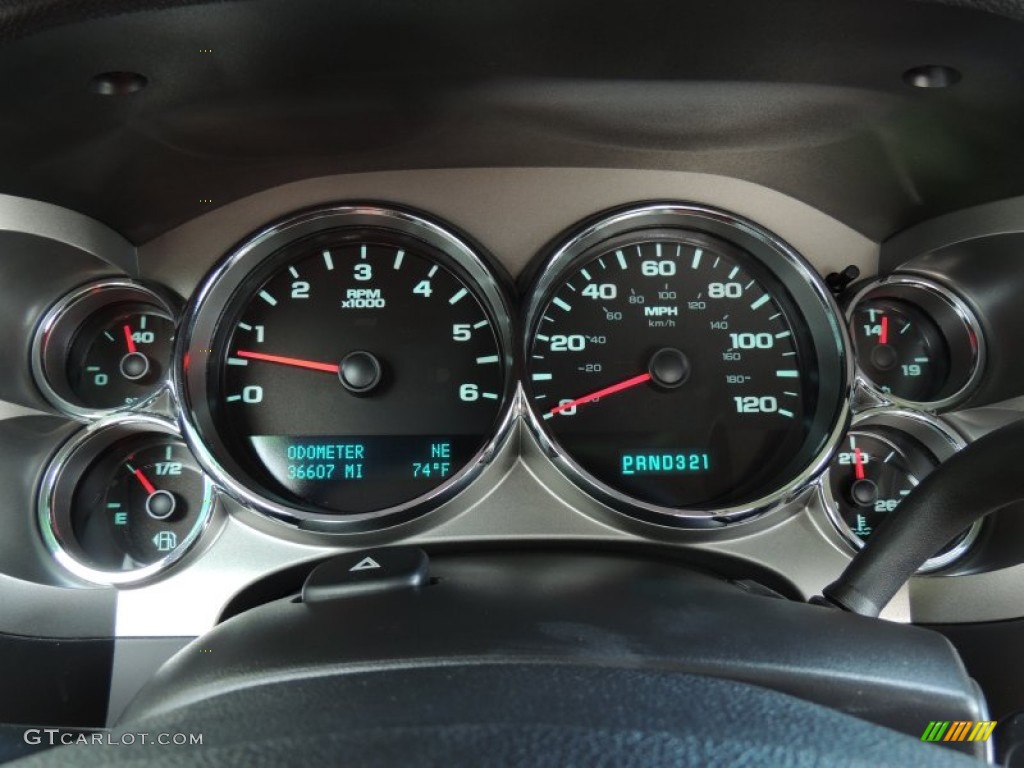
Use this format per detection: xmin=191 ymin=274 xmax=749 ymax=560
xmin=0 ymin=0 xmax=1024 ymax=242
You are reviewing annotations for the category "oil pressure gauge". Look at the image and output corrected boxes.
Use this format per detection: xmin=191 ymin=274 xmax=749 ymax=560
xmin=32 ymin=279 xmax=176 ymax=419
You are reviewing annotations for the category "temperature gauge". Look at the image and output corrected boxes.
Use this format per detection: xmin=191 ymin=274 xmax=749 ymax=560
xmin=33 ymin=279 xmax=177 ymax=419
xmin=847 ymin=277 xmax=983 ymax=410
xmin=822 ymin=411 xmax=980 ymax=572
xmin=39 ymin=417 xmax=215 ymax=585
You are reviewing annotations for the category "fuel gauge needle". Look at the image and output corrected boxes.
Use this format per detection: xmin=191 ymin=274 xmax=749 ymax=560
xmin=127 ymin=463 xmax=157 ymax=495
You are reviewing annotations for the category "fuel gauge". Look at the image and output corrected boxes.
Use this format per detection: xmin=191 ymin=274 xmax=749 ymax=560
xmin=39 ymin=416 xmax=216 ymax=585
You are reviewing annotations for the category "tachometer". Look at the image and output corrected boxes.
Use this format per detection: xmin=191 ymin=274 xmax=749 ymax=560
xmin=522 ymin=204 xmax=851 ymax=526
xmin=176 ymin=206 xmax=515 ymax=530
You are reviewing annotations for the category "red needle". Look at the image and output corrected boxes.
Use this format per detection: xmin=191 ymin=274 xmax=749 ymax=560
xmin=549 ymin=372 xmax=653 ymax=415
xmin=236 ymin=350 xmax=340 ymax=374
xmin=123 ymin=324 xmax=137 ymax=354
xmin=879 ymin=316 xmax=889 ymax=345
xmin=854 ymin=447 xmax=866 ymax=480
xmin=130 ymin=466 xmax=157 ymax=495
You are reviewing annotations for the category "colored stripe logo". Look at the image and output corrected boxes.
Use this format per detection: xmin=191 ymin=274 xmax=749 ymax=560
xmin=921 ymin=720 xmax=997 ymax=742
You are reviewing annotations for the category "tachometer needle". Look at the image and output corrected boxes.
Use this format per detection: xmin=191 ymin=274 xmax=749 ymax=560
xmin=128 ymin=463 xmax=157 ymax=495
xmin=879 ymin=316 xmax=889 ymax=345
xmin=235 ymin=350 xmax=340 ymax=374
xmin=854 ymin=447 xmax=866 ymax=481
xmin=123 ymin=324 xmax=137 ymax=353
xmin=549 ymin=372 xmax=652 ymax=416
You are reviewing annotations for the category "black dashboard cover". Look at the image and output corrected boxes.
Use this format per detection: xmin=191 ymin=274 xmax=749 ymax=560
xmin=3 ymin=0 xmax=1024 ymax=243
xmin=116 ymin=552 xmax=984 ymax=758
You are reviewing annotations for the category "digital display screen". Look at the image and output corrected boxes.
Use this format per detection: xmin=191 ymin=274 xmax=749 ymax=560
xmin=621 ymin=452 xmax=711 ymax=476
xmin=249 ymin=435 xmax=478 ymax=513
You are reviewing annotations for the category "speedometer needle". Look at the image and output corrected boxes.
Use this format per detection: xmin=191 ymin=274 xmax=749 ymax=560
xmin=879 ymin=316 xmax=889 ymax=345
xmin=549 ymin=372 xmax=652 ymax=415
xmin=235 ymin=350 xmax=340 ymax=374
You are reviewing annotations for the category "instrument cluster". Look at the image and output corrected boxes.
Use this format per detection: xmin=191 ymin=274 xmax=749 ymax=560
xmin=27 ymin=201 xmax=991 ymax=586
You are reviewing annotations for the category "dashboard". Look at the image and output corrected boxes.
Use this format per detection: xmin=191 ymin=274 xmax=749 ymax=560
xmin=3 ymin=0 xmax=1024 ymax=762
xmin=4 ymin=166 xmax=1024 ymax=638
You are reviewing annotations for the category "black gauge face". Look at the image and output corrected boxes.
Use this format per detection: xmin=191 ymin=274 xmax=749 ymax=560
xmin=851 ymin=299 xmax=950 ymax=402
xmin=69 ymin=435 xmax=211 ymax=571
xmin=210 ymin=232 xmax=508 ymax=515
xmin=826 ymin=429 xmax=969 ymax=561
xmin=525 ymin=233 xmax=826 ymax=511
xmin=67 ymin=304 xmax=174 ymax=410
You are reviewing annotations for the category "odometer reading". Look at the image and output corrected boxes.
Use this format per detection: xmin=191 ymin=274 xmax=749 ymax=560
xmin=178 ymin=208 xmax=515 ymax=525
xmin=522 ymin=210 xmax=848 ymax=520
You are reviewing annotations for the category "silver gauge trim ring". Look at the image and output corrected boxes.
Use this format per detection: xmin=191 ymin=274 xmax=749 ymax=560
xmin=30 ymin=278 xmax=178 ymax=421
xmin=819 ymin=407 xmax=981 ymax=573
xmin=846 ymin=275 xmax=985 ymax=412
xmin=172 ymin=204 xmax=518 ymax=533
xmin=37 ymin=414 xmax=218 ymax=586
xmin=521 ymin=202 xmax=854 ymax=529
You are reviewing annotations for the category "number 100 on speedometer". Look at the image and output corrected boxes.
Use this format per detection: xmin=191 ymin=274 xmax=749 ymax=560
xmin=522 ymin=205 xmax=849 ymax=526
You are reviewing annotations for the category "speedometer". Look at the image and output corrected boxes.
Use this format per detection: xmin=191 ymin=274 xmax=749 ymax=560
xmin=522 ymin=204 xmax=851 ymax=526
xmin=176 ymin=206 xmax=515 ymax=531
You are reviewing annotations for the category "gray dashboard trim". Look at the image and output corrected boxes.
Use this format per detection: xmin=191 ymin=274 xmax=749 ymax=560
xmin=881 ymin=192 xmax=1024 ymax=271
xmin=0 ymin=192 xmax=137 ymax=273
xmin=3 ymin=171 xmax=1021 ymax=645
xmin=139 ymin=168 xmax=879 ymax=297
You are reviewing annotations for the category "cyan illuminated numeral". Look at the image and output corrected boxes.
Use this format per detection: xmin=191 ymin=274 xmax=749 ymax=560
xmin=709 ymin=282 xmax=743 ymax=299
xmin=733 ymin=395 xmax=777 ymax=413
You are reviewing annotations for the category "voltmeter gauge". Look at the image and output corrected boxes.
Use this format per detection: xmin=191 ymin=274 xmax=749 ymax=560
xmin=847 ymin=277 xmax=983 ymax=411
xmin=821 ymin=411 xmax=981 ymax=572
xmin=32 ymin=279 xmax=177 ymax=419
xmin=39 ymin=416 xmax=216 ymax=585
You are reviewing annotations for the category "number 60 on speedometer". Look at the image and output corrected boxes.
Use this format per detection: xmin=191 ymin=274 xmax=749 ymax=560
xmin=521 ymin=204 xmax=852 ymax=527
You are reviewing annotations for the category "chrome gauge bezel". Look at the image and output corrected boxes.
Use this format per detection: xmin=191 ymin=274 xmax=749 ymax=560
xmin=173 ymin=204 xmax=518 ymax=533
xmin=846 ymin=275 xmax=985 ymax=412
xmin=819 ymin=408 xmax=981 ymax=573
xmin=520 ymin=202 xmax=854 ymax=529
xmin=37 ymin=414 xmax=218 ymax=586
xmin=30 ymin=278 xmax=178 ymax=420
